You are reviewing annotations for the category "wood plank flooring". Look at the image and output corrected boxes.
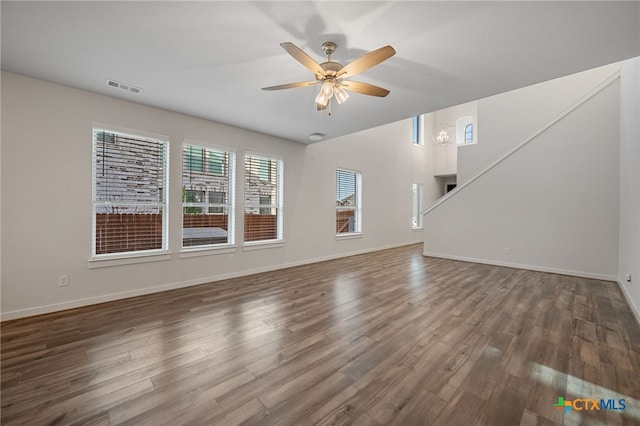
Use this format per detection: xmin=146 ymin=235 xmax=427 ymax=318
xmin=2 ymin=244 xmax=640 ymax=425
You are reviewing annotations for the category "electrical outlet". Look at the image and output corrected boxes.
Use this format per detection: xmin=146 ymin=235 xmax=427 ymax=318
xmin=229 ymin=253 xmax=235 ymax=262
xmin=504 ymin=247 xmax=511 ymax=254
xmin=58 ymin=274 xmax=69 ymax=287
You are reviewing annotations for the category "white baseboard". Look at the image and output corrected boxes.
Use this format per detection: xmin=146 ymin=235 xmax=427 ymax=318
xmin=1 ymin=241 xmax=419 ymax=322
xmin=617 ymin=278 xmax=640 ymax=327
xmin=422 ymin=251 xmax=618 ymax=282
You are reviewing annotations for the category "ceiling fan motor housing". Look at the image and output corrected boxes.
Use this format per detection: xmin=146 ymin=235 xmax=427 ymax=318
xmin=317 ymin=61 xmax=343 ymax=80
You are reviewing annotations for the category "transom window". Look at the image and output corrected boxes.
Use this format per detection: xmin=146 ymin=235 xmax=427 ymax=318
xmin=336 ymin=169 xmax=362 ymax=235
xmin=92 ymin=127 xmax=169 ymax=257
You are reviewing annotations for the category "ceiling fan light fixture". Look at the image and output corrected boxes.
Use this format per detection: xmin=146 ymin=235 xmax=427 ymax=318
xmin=315 ymin=81 xmax=334 ymax=106
xmin=433 ymin=124 xmax=455 ymax=145
xmin=334 ymin=85 xmax=349 ymax=104
xmin=262 ymin=41 xmax=395 ymax=114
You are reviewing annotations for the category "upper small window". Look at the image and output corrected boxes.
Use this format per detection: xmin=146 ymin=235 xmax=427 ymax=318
xmin=412 ymin=115 xmax=423 ymax=146
xmin=456 ymin=116 xmax=475 ymax=145
xmin=464 ymin=124 xmax=473 ymax=144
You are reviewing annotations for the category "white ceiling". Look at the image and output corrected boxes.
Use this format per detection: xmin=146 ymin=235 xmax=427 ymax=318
xmin=2 ymin=1 xmax=639 ymax=144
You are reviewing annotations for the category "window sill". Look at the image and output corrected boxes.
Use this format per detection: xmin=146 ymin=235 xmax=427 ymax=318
xmin=243 ymin=240 xmax=284 ymax=251
xmin=412 ymin=227 xmax=424 ymax=231
xmin=412 ymin=143 xmax=425 ymax=149
xmin=180 ymin=245 xmax=237 ymax=258
xmin=88 ymin=251 xmax=172 ymax=269
xmin=336 ymin=232 xmax=363 ymax=240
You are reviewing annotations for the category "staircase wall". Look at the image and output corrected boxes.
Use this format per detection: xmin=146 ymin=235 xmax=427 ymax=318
xmin=423 ymin=67 xmax=621 ymax=279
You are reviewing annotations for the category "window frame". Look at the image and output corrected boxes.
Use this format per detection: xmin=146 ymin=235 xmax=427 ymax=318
xmin=412 ymin=182 xmax=424 ymax=229
xmin=91 ymin=125 xmax=170 ymax=260
xmin=464 ymin=123 xmax=473 ymax=144
xmin=412 ymin=115 xmax=424 ymax=146
xmin=456 ymin=116 xmax=475 ymax=145
xmin=182 ymin=141 xmax=236 ymax=250
xmin=336 ymin=168 xmax=363 ymax=237
xmin=244 ymin=152 xmax=284 ymax=245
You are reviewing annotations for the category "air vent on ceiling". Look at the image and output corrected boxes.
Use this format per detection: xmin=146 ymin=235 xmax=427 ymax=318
xmin=105 ymin=79 xmax=142 ymax=94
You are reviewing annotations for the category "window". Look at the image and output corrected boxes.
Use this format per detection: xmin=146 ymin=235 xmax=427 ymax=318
xmin=412 ymin=115 xmax=423 ymax=146
xmin=336 ymin=169 xmax=362 ymax=235
xmin=259 ymin=195 xmax=272 ymax=215
xmin=184 ymin=145 xmax=204 ymax=172
xmin=184 ymin=190 xmax=205 ymax=214
xmin=258 ymin=158 xmax=271 ymax=181
xmin=208 ymin=151 xmax=225 ymax=175
xmin=456 ymin=116 xmax=475 ymax=145
xmin=208 ymin=191 xmax=225 ymax=214
xmin=465 ymin=124 xmax=473 ymax=144
xmin=92 ymin=128 xmax=168 ymax=257
xmin=182 ymin=143 xmax=235 ymax=248
xmin=244 ymin=154 xmax=283 ymax=243
xmin=412 ymin=183 xmax=424 ymax=229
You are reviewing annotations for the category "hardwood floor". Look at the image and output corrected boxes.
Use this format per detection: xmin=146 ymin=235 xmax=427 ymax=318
xmin=2 ymin=244 xmax=640 ymax=425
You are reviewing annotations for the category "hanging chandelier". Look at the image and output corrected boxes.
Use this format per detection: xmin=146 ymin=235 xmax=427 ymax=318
xmin=433 ymin=124 xmax=455 ymax=145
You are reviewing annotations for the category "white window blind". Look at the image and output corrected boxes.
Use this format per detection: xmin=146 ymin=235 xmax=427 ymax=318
xmin=182 ymin=143 xmax=235 ymax=248
xmin=336 ymin=169 xmax=362 ymax=234
xmin=412 ymin=183 xmax=424 ymax=228
xmin=92 ymin=128 xmax=168 ymax=257
xmin=244 ymin=154 xmax=283 ymax=243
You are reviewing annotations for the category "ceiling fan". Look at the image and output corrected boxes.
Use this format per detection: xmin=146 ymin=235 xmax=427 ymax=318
xmin=262 ymin=41 xmax=396 ymax=113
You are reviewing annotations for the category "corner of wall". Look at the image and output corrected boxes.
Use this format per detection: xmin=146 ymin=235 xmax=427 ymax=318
xmin=618 ymin=56 xmax=640 ymax=325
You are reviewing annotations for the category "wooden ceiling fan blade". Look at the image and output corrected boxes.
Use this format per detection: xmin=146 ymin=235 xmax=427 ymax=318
xmin=341 ymin=81 xmax=390 ymax=97
xmin=280 ymin=42 xmax=326 ymax=78
xmin=336 ymin=45 xmax=396 ymax=79
xmin=316 ymin=103 xmax=327 ymax=111
xmin=262 ymin=81 xmax=320 ymax=91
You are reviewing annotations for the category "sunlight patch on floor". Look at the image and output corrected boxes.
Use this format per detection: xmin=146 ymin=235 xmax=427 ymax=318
xmin=531 ymin=363 xmax=639 ymax=422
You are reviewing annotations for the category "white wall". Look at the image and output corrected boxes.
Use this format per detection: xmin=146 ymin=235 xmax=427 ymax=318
xmin=424 ymin=101 xmax=478 ymax=179
xmin=618 ymin=57 xmax=640 ymax=320
xmin=417 ymin=114 xmax=445 ymax=207
xmin=0 ymin=72 xmax=428 ymax=320
xmin=458 ymin=63 xmax=620 ymax=183
xmin=423 ymin=66 xmax=621 ymax=279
